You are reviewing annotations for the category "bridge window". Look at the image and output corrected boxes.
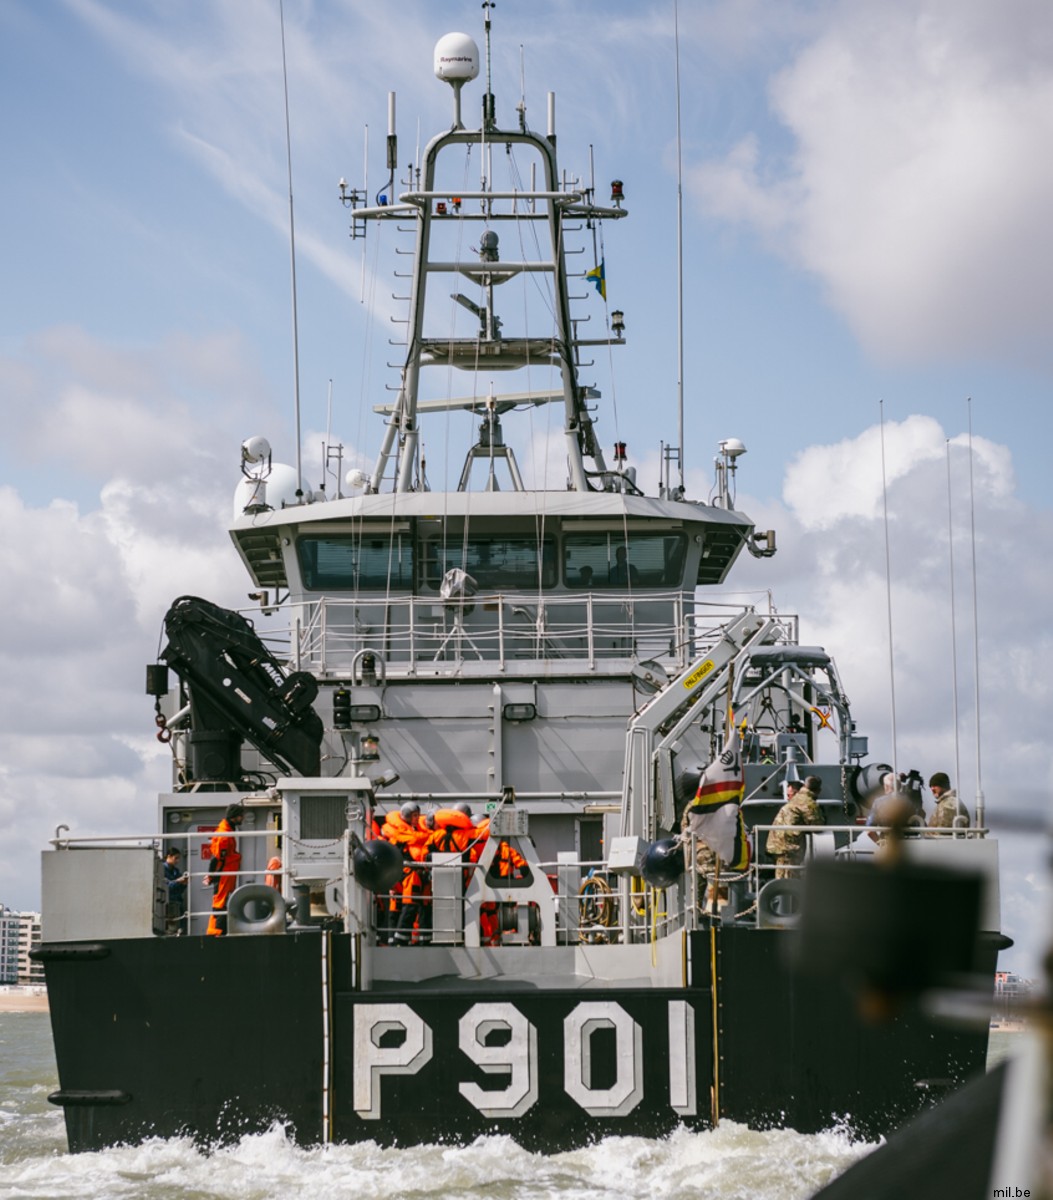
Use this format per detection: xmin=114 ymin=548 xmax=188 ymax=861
xmin=297 ymin=534 xmax=414 ymax=590
xmin=564 ymin=533 xmax=686 ymax=588
xmin=422 ymin=537 xmax=557 ymax=590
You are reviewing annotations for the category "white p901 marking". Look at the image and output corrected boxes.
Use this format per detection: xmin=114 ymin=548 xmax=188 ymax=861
xmin=563 ymin=1001 xmax=644 ymax=1116
xmin=458 ymin=1002 xmax=539 ymax=1117
xmin=353 ymin=1003 xmax=433 ymax=1120
xmin=668 ymin=999 xmax=697 ymax=1115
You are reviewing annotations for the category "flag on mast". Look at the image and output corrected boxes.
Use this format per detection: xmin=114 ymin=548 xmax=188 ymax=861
xmin=685 ymin=730 xmax=749 ymax=870
xmin=586 ymin=259 xmax=606 ymax=299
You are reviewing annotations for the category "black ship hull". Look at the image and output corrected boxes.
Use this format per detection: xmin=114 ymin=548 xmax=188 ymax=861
xmin=40 ymin=928 xmax=993 ymax=1153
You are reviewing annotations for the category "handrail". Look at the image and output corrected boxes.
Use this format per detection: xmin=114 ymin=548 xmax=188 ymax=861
xmin=240 ymin=594 xmax=800 ymax=678
xmin=51 ymin=833 xmax=684 ymax=946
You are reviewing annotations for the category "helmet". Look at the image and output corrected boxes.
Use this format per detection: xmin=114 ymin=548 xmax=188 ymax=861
xmin=225 ymin=803 xmax=246 ymax=822
xmin=400 ymin=801 xmax=421 ymax=820
xmin=453 ymin=802 xmax=472 ymax=817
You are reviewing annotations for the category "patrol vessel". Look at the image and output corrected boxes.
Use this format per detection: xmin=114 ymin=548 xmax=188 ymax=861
xmin=36 ymin=13 xmax=1005 ymax=1153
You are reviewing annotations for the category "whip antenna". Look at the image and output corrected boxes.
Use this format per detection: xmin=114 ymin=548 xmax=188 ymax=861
xmin=967 ymin=399 xmax=985 ymax=827
xmin=879 ymin=401 xmax=899 ymax=777
xmin=945 ymin=439 xmax=962 ymax=804
xmin=279 ymin=0 xmax=304 ymax=498
xmin=672 ymin=0 xmax=685 ymax=495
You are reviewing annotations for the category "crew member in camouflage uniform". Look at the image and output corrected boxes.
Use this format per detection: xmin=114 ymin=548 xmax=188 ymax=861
xmin=680 ymin=802 xmax=717 ymax=901
xmin=927 ymin=772 xmax=969 ymax=829
xmin=766 ymin=775 xmax=824 ymax=878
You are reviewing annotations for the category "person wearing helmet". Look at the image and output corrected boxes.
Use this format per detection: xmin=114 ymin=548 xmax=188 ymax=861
xmin=204 ymin=803 xmax=245 ymax=936
xmin=381 ymin=802 xmax=430 ymax=945
xmin=428 ymin=805 xmax=476 ymax=855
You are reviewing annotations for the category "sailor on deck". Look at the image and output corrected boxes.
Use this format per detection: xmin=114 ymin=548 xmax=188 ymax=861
xmin=766 ymin=776 xmax=823 ymax=878
xmin=381 ymin=802 xmax=431 ymax=945
xmin=204 ymin=803 xmax=245 ymax=937
xmin=928 ymin=772 xmax=970 ymax=828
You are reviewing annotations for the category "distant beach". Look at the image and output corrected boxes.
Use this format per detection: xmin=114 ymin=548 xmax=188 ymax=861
xmin=0 ymin=987 xmax=48 ymax=1013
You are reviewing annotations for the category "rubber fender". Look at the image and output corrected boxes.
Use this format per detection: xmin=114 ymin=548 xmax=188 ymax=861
xmin=49 ymin=1089 xmax=131 ymax=1107
xmin=756 ymin=877 xmax=804 ymax=929
xmin=31 ymin=943 xmax=110 ymax=962
xmin=226 ymin=884 xmax=287 ymax=936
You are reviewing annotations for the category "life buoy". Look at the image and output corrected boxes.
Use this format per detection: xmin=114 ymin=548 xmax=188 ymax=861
xmin=226 ymin=884 xmax=287 ymax=936
xmin=756 ymin=878 xmax=804 ymax=929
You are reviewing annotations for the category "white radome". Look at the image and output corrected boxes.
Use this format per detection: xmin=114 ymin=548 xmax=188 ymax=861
xmin=241 ymin=434 xmax=272 ymax=464
xmin=233 ymin=462 xmax=300 ymax=517
xmin=434 ymin=33 xmax=480 ymax=83
xmin=345 ymin=468 xmax=370 ymax=491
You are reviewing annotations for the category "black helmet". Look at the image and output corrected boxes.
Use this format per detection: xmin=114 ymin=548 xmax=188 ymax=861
xmin=225 ymin=802 xmax=246 ymax=822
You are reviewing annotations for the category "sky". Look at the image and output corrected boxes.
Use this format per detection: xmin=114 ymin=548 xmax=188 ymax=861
xmin=1 ymin=0 xmax=1051 ymax=981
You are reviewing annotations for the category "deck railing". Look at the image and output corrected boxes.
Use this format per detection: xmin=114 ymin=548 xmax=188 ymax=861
xmin=241 ymin=594 xmax=796 ymax=678
xmin=48 ymin=818 xmax=982 ymax=944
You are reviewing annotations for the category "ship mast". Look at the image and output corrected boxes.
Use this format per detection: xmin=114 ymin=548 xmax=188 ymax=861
xmin=344 ymin=19 xmax=627 ymax=495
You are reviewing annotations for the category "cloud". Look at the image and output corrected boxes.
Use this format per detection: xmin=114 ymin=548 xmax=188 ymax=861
xmin=689 ymin=0 xmax=1053 ymax=367
xmin=0 ymin=329 xmax=265 ymax=913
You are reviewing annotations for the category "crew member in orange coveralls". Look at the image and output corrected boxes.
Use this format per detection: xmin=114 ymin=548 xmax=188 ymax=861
xmin=204 ymin=803 xmax=245 ymax=936
xmin=381 ymin=802 xmax=431 ymax=945
xmin=472 ymin=817 xmax=528 ymax=945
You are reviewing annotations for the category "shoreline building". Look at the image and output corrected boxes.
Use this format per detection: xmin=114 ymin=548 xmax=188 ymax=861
xmin=0 ymin=905 xmax=44 ymax=985
xmin=993 ymin=970 xmax=1033 ymax=1023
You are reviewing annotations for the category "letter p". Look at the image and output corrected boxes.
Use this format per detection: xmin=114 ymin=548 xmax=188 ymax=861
xmin=353 ymin=1003 xmax=433 ymax=1120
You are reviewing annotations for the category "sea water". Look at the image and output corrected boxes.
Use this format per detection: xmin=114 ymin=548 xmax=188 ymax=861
xmin=8 ymin=1013 xmax=1015 ymax=1199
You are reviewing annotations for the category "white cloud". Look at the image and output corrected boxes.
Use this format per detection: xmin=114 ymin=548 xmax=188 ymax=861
xmin=0 ymin=330 xmax=262 ymax=913
xmin=782 ymin=414 xmax=1015 ymax=529
xmin=690 ymin=0 xmax=1053 ymax=366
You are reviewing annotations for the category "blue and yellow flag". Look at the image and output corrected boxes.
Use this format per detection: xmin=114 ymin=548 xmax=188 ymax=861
xmin=586 ymin=260 xmax=606 ymax=300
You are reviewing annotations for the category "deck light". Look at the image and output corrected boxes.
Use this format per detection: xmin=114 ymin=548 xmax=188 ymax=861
xmin=349 ymin=704 xmax=382 ymax=723
xmin=333 ymin=688 xmax=352 ymax=729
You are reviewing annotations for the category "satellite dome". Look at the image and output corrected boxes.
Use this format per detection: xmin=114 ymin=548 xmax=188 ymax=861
xmin=241 ymin=434 xmax=272 ymax=464
xmin=434 ymin=33 xmax=480 ymax=83
xmin=232 ymin=461 xmax=301 ymax=517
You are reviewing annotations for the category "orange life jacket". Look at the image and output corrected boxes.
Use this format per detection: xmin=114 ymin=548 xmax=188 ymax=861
xmin=493 ymin=840 xmax=527 ymax=877
xmin=381 ymin=811 xmax=429 ymax=858
xmin=209 ymin=819 xmax=242 ymax=877
xmin=428 ymin=809 xmax=476 ymax=856
xmin=468 ymin=816 xmax=490 ymax=863
xmin=206 ymin=818 xmax=242 ymax=936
